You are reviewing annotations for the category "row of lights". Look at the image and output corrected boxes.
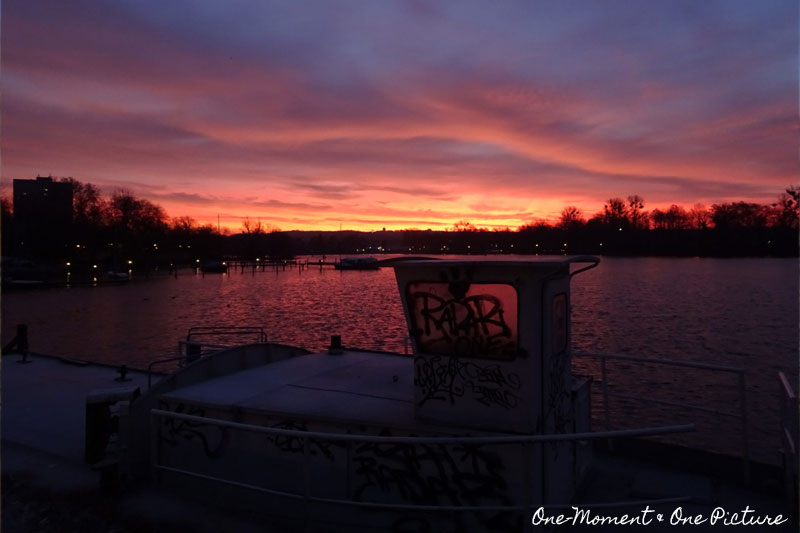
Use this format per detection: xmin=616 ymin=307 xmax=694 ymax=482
xmin=65 ymin=259 xmax=133 ymax=267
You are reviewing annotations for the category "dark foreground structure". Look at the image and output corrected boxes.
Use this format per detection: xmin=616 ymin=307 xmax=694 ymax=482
xmin=2 ymin=257 xmax=797 ymax=532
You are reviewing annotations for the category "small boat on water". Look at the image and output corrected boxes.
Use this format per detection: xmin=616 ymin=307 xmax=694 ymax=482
xmin=105 ymin=270 xmax=130 ymax=281
xmin=334 ymin=256 xmax=380 ymax=270
xmin=200 ymin=260 xmax=228 ymax=273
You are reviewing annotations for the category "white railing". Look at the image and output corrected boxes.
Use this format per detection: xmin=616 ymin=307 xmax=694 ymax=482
xmin=573 ymin=352 xmax=749 ymax=481
xmin=778 ymin=371 xmax=798 ymax=503
xmin=150 ymin=409 xmax=694 ymax=517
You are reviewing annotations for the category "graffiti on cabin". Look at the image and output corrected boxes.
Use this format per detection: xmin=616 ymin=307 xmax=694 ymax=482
xmin=408 ymin=283 xmax=518 ymax=358
xmin=415 ymin=355 xmax=521 ymax=410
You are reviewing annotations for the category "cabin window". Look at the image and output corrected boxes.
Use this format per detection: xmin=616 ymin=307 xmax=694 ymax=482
xmin=406 ymin=282 xmax=518 ymax=359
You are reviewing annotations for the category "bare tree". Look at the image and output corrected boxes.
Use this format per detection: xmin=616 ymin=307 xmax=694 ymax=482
xmin=688 ymin=204 xmax=711 ymax=230
xmin=453 ymin=220 xmax=478 ymax=232
xmin=558 ymin=206 xmax=585 ymax=230
xmin=242 ymin=217 xmax=265 ymax=235
xmin=770 ymin=188 xmax=799 ymax=229
xmin=603 ymin=198 xmax=629 ymax=227
xmin=627 ymin=195 xmax=647 ymax=229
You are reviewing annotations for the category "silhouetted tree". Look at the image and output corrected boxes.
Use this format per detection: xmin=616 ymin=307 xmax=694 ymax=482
xmin=603 ymin=198 xmax=629 ymax=228
xmin=60 ymin=178 xmax=105 ymax=228
xmin=688 ymin=204 xmax=711 ymax=230
xmin=453 ymin=220 xmax=478 ymax=232
xmin=558 ymin=206 xmax=585 ymax=230
xmin=652 ymin=205 xmax=689 ymax=230
xmin=711 ymin=202 xmax=767 ymax=229
xmin=627 ymin=195 xmax=648 ymax=229
xmin=241 ymin=217 xmax=265 ymax=235
xmin=1 ymin=197 xmax=12 ymax=219
xmin=1 ymin=197 xmax=13 ymax=255
xmin=770 ymin=188 xmax=800 ymax=229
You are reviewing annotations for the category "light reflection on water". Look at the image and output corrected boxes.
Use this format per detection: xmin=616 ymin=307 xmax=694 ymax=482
xmin=2 ymin=256 xmax=797 ymax=462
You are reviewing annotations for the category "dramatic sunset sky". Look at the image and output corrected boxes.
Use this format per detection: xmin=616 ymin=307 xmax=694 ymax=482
xmin=2 ymin=0 xmax=797 ymax=231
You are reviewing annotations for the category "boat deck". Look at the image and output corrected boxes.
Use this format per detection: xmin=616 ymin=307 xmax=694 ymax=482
xmin=2 ymin=352 xmax=796 ymax=532
xmin=161 ymin=351 xmax=433 ymax=430
xmin=1 ymin=353 xmax=153 ymax=460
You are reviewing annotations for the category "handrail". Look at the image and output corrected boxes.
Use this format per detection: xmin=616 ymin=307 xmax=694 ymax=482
xmin=567 ymin=255 xmax=600 ymax=278
xmin=147 ymin=356 xmax=190 ymax=389
xmin=176 ymin=340 xmax=230 ymax=353
xmin=573 ymin=351 xmax=750 ymax=482
xmin=153 ymin=464 xmax=689 ymax=513
xmin=151 ymin=408 xmax=694 ymax=516
xmin=778 ymin=371 xmax=798 ymax=504
xmin=186 ymin=326 xmax=267 ymax=344
xmin=151 ymin=409 xmax=694 ymax=445
xmin=574 ymin=352 xmax=744 ymax=373
xmin=779 ymin=371 xmax=797 ymax=401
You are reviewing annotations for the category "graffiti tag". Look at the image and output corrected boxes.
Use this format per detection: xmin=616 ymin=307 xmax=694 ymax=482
xmin=415 ymin=355 xmax=521 ymax=409
xmin=410 ymin=290 xmax=516 ymax=358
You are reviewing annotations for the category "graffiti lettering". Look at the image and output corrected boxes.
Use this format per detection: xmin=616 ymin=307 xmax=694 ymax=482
xmin=267 ymin=419 xmax=341 ymax=462
xmin=415 ymin=355 xmax=521 ymax=409
xmin=353 ymin=430 xmax=521 ymax=531
xmin=410 ymin=290 xmax=516 ymax=358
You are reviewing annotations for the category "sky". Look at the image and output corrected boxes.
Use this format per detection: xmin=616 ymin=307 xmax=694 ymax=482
xmin=2 ymin=0 xmax=797 ymax=231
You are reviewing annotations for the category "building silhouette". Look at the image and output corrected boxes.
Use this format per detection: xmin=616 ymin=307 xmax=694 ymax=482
xmin=12 ymin=176 xmax=73 ymax=259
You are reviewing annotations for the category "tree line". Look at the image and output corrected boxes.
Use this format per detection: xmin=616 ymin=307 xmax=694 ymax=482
xmin=1 ymin=178 xmax=291 ymax=272
xmin=547 ymin=191 xmax=799 ymax=232
xmin=1 ymin=178 xmax=797 ymax=275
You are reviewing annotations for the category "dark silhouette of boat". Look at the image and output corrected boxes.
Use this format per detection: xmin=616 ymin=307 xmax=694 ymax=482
xmin=200 ymin=260 xmax=227 ymax=273
xmin=334 ymin=257 xmax=379 ymax=270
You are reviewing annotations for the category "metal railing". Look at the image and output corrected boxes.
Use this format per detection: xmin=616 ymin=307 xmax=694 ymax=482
xmin=145 ymin=327 xmax=268 ymax=388
xmin=778 ymin=371 xmax=798 ymax=503
xmin=573 ymin=352 xmax=750 ymax=481
xmin=150 ymin=408 xmax=694 ymax=516
xmin=185 ymin=326 xmax=267 ymax=345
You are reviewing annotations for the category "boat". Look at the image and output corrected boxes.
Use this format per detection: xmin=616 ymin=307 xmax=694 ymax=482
xmin=200 ymin=260 xmax=228 ymax=273
xmin=334 ymin=256 xmax=379 ymax=270
xmin=105 ymin=270 xmax=130 ymax=281
xmin=3 ymin=256 xmax=796 ymax=531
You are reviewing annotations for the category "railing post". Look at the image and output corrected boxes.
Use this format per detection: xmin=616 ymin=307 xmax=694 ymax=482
xmin=150 ymin=411 xmax=160 ymax=484
xmin=346 ymin=439 xmax=352 ymax=502
xmin=601 ymin=356 xmax=614 ymax=452
xmin=601 ymin=356 xmax=610 ymax=430
xmin=185 ymin=342 xmax=202 ymax=364
xmin=738 ymin=372 xmax=751 ymax=484
xmin=303 ymin=435 xmax=311 ymax=532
